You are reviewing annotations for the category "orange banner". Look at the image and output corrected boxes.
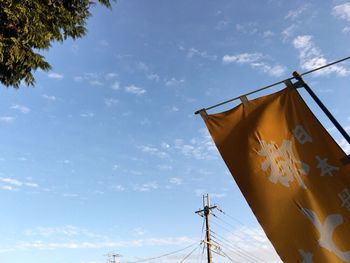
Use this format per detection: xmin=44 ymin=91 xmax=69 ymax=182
xmin=202 ymin=87 xmax=350 ymax=262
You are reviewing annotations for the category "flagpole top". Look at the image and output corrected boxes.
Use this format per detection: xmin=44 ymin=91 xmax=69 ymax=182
xmin=195 ymin=108 xmax=206 ymax=115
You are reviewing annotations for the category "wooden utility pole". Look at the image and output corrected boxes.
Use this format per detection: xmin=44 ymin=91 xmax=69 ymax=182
xmin=195 ymin=194 xmax=217 ymax=263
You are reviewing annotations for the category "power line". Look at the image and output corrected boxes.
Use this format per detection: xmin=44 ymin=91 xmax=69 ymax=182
xmin=210 ymin=230 xmax=265 ymax=263
xmin=209 ymin=247 xmax=238 ymax=263
xmin=124 ymin=242 xmax=199 ymax=263
xmin=210 ymin=234 xmax=257 ymax=263
xmin=179 ymin=244 xmax=201 ymax=263
xmin=211 ymin=212 xmax=265 ymax=244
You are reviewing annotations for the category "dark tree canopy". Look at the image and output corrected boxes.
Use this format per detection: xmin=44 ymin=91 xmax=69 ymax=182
xmin=0 ymin=0 xmax=112 ymax=88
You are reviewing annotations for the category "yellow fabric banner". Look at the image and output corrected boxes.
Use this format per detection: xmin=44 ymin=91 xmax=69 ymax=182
xmin=203 ymin=87 xmax=350 ymax=262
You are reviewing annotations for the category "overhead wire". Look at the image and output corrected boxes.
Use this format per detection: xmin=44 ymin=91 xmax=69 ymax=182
xmin=215 ymin=208 xmax=266 ymax=238
xmin=124 ymin=242 xmax=199 ymax=263
xmin=179 ymin=244 xmax=201 ymax=263
xmin=209 ymin=247 xmax=238 ymax=263
xmin=210 ymin=234 xmax=257 ymax=263
xmin=210 ymin=230 xmax=265 ymax=263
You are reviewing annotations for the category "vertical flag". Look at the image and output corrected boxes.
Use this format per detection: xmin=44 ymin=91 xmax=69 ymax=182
xmin=202 ymin=86 xmax=350 ymax=262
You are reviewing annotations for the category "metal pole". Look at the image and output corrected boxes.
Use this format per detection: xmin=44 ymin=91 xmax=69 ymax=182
xmin=204 ymin=195 xmax=213 ymax=263
xmin=293 ymin=71 xmax=350 ymax=145
xmin=293 ymin=72 xmax=350 ymax=164
xmin=195 ymin=194 xmax=217 ymax=263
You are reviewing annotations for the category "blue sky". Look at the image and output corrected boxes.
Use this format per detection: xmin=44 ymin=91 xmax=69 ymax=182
xmin=1 ymin=0 xmax=350 ymax=262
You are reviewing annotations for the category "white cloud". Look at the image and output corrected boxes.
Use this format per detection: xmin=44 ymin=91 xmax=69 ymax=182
xmin=105 ymin=73 xmax=118 ymax=79
xmin=89 ymin=80 xmax=103 ymax=87
xmin=216 ymin=19 xmax=230 ymax=30
xmin=133 ymin=227 xmax=147 ymax=236
xmin=223 ymin=226 xmax=281 ymax=263
xmin=133 ymin=182 xmax=158 ymax=192
xmin=0 ymin=116 xmax=15 ymax=123
xmin=169 ymin=177 xmax=182 ymax=185
xmin=235 ymin=23 xmax=258 ymax=35
xmin=281 ymin=24 xmax=297 ymax=41
xmin=99 ymin=39 xmax=109 ymax=47
xmin=285 ymin=4 xmax=310 ymax=20
xmin=171 ymin=106 xmax=179 ymax=112
xmin=165 ymin=78 xmax=185 ymax=87
xmin=147 ymin=73 xmax=160 ymax=81
xmin=136 ymin=61 xmax=149 ymax=72
xmin=48 ymin=72 xmax=64 ymax=79
xmin=0 ymin=177 xmax=22 ymax=186
xmin=263 ymin=30 xmax=274 ymax=38
xmin=0 ymin=177 xmax=39 ymax=191
xmin=157 ymin=164 xmax=172 ymax=171
xmin=80 ymin=112 xmax=95 ymax=118
xmin=13 ymin=236 xmax=194 ymax=250
xmin=10 ymin=104 xmax=30 ymax=114
xmin=293 ymin=35 xmax=350 ymax=76
xmin=111 ymin=81 xmax=120 ymax=90
xmin=104 ymin=98 xmax=119 ymax=107
xmin=125 ymin=85 xmax=146 ymax=95
xmin=186 ymin=48 xmax=217 ymax=61
xmin=222 ymin=53 xmax=286 ymax=77
xmin=42 ymin=94 xmax=56 ymax=101
xmin=24 ymin=225 xmax=103 ymax=239
xmin=333 ymin=3 xmax=350 ymax=22
xmin=113 ymin=185 xmax=125 ymax=192
xmin=138 ymin=145 xmax=167 ymax=158
xmin=223 ymin=53 xmax=262 ymax=64
xmin=174 ymin=129 xmax=218 ymax=160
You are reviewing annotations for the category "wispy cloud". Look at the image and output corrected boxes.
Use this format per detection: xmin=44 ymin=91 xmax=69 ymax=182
xmin=133 ymin=182 xmax=158 ymax=192
xmin=281 ymin=24 xmax=297 ymax=41
xmin=138 ymin=145 xmax=167 ymax=158
xmin=125 ymin=85 xmax=146 ymax=95
xmin=223 ymin=226 xmax=281 ymax=263
xmin=293 ymin=35 xmax=350 ymax=76
xmin=104 ymin=98 xmax=119 ymax=107
xmin=105 ymin=73 xmax=118 ymax=80
xmin=11 ymin=236 xmax=194 ymax=251
xmin=235 ymin=22 xmax=258 ymax=35
xmin=0 ymin=116 xmax=15 ymax=123
xmin=186 ymin=48 xmax=217 ymax=61
xmin=48 ymin=72 xmax=64 ymax=80
xmin=80 ymin=112 xmax=95 ymax=118
xmin=0 ymin=177 xmax=39 ymax=191
xmin=111 ymin=81 xmax=120 ymax=90
xmin=42 ymin=94 xmax=56 ymax=101
xmin=165 ymin=78 xmax=185 ymax=87
xmin=147 ymin=73 xmax=160 ymax=81
xmin=169 ymin=177 xmax=182 ymax=185
xmin=333 ymin=3 xmax=350 ymax=22
xmin=10 ymin=104 xmax=30 ymax=114
xmin=222 ymin=53 xmax=286 ymax=77
xmin=285 ymin=4 xmax=310 ymax=20
xmin=174 ymin=129 xmax=218 ymax=160
xmin=113 ymin=185 xmax=125 ymax=192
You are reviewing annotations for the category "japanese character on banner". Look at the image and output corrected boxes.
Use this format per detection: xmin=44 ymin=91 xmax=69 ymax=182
xmin=257 ymin=139 xmax=309 ymax=189
xmin=316 ymin=156 xmax=339 ymax=177
xmin=338 ymin=188 xmax=350 ymax=212
xmin=293 ymin=125 xmax=313 ymax=144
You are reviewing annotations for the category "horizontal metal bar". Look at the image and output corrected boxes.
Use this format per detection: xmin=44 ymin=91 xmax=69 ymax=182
xmin=195 ymin=56 xmax=350 ymax=114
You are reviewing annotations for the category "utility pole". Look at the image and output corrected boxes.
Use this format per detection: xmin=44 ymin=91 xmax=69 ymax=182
xmin=106 ymin=253 xmax=121 ymax=263
xmin=195 ymin=194 xmax=217 ymax=263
